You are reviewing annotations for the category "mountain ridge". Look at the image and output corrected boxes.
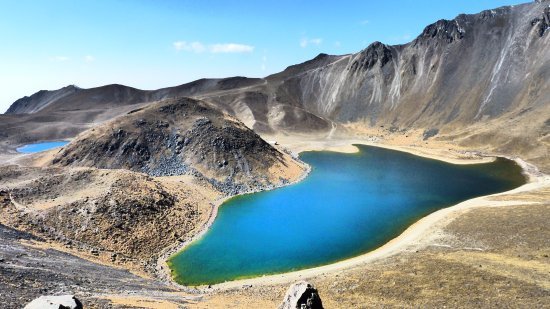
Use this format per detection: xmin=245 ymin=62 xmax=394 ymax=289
xmin=1 ymin=0 xmax=548 ymax=170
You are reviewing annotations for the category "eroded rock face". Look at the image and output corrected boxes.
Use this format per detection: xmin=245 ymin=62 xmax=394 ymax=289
xmin=279 ymin=281 xmax=323 ymax=309
xmin=24 ymin=295 xmax=83 ymax=309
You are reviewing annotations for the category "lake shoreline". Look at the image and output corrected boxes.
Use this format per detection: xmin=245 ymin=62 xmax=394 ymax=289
xmin=154 ymin=152 xmax=313 ymax=290
xmin=157 ymin=137 xmax=546 ymax=290
xmin=15 ymin=140 xmax=70 ymax=154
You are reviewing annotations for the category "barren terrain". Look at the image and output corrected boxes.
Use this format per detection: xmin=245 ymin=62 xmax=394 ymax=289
xmin=0 ymin=1 xmax=548 ymax=307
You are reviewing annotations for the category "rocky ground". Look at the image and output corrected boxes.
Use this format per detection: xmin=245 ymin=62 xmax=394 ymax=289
xmin=0 ymin=164 xmax=222 ymax=277
xmin=0 ymin=223 xmax=199 ymax=308
xmin=0 ymin=133 xmax=548 ymax=307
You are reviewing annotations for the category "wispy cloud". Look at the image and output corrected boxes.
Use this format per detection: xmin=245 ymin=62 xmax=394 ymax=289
xmin=300 ymin=37 xmax=323 ymax=48
xmin=334 ymin=41 xmax=341 ymax=47
xmin=84 ymin=55 xmax=95 ymax=62
xmin=359 ymin=19 xmax=370 ymax=25
xmin=50 ymin=56 xmax=69 ymax=62
xmin=173 ymin=41 xmax=254 ymax=53
xmin=210 ymin=43 xmax=254 ymax=53
xmin=173 ymin=41 xmax=206 ymax=53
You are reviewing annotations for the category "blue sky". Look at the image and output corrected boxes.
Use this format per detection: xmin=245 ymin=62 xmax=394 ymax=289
xmin=0 ymin=0 xmax=525 ymax=113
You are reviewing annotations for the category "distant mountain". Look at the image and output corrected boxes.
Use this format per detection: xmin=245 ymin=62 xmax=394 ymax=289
xmin=6 ymin=85 xmax=80 ymax=114
xmin=5 ymin=77 xmax=263 ymax=115
xmin=2 ymin=0 xmax=549 ymax=170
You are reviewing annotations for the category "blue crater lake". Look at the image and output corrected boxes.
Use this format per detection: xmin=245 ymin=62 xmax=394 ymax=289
xmin=168 ymin=145 xmax=526 ymax=286
xmin=17 ymin=141 xmax=69 ymax=153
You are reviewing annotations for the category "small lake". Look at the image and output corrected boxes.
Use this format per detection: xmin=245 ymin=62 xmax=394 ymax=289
xmin=17 ymin=141 xmax=69 ymax=153
xmin=168 ymin=145 xmax=525 ymax=286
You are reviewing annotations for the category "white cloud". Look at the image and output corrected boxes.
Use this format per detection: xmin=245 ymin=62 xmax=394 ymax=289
xmin=173 ymin=41 xmax=253 ymax=53
xmin=334 ymin=41 xmax=341 ymax=47
xmin=84 ymin=55 xmax=95 ymax=62
xmin=50 ymin=56 xmax=69 ymax=62
xmin=360 ymin=19 xmax=370 ymax=25
xmin=210 ymin=43 xmax=254 ymax=53
xmin=173 ymin=41 xmax=206 ymax=53
xmin=300 ymin=38 xmax=323 ymax=48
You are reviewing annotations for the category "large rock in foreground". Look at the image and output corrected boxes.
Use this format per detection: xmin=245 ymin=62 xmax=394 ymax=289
xmin=279 ymin=281 xmax=324 ymax=309
xmin=24 ymin=295 xmax=83 ymax=309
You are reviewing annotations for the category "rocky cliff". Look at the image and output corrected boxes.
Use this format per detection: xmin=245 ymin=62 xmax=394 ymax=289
xmin=239 ymin=2 xmax=549 ymax=128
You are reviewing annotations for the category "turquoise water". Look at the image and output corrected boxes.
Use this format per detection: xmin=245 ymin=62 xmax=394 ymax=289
xmin=17 ymin=141 xmax=69 ymax=153
xmin=169 ymin=145 xmax=525 ymax=285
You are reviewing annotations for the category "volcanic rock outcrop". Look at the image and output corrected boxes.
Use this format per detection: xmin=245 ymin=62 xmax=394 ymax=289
xmin=51 ymin=97 xmax=303 ymax=194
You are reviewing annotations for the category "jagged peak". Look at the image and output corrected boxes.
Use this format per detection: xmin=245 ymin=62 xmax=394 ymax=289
xmin=361 ymin=41 xmax=389 ymax=51
xmin=414 ymin=18 xmax=465 ymax=46
xmin=410 ymin=3 xmax=528 ymax=48
xmin=348 ymin=41 xmax=393 ymax=72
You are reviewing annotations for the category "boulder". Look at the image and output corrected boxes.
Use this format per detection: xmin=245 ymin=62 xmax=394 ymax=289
xmin=279 ymin=281 xmax=323 ymax=309
xmin=24 ymin=295 xmax=83 ymax=309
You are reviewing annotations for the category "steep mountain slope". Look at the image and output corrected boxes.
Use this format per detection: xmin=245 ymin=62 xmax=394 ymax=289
xmin=192 ymin=1 xmax=550 ymax=169
xmin=51 ymin=97 xmax=304 ymax=194
xmin=2 ymin=1 xmax=549 ymax=169
xmin=263 ymin=4 xmax=549 ymax=126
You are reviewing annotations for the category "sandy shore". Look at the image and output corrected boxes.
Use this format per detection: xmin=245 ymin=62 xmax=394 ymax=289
xmin=271 ymin=135 xmax=495 ymax=165
xmin=161 ymin=136 xmax=548 ymax=290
